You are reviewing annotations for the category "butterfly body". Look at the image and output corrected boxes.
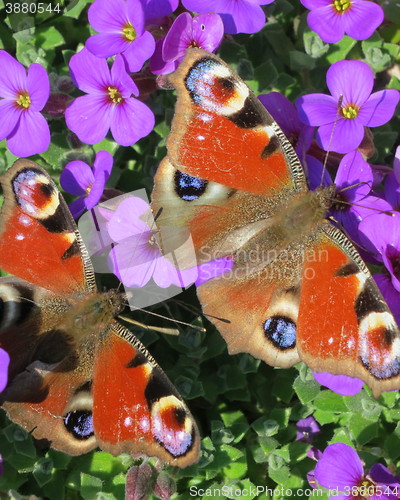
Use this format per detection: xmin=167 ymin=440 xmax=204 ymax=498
xmin=0 ymin=160 xmax=199 ymax=467
xmin=152 ymin=48 xmax=400 ymax=397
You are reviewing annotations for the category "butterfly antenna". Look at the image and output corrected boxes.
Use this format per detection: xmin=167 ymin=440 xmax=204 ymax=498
xmin=120 ymin=303 xmax=206 ymax=333
xmin=320 ymin=94 xmax=343 ymax=186
xmin=118 ymin=315 xmax=181 ymax=336
xmin=331 ymin=197 xmax=395 ymax=216
xmin=171 ymin=298 xmax=231 ymax=324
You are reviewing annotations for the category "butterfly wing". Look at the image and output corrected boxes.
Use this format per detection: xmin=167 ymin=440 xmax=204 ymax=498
xmin=2 ymin=320 xmax=199 ymax=466
xmin=0 ymin=159 xmax=94 ymax=294
xmin=93 ymin=322 xmax=199 ymax=466
xmin=164 ymin=48 xmax=306 ymax=195
xmin=297 ymin=223 xmax=400 ymax=397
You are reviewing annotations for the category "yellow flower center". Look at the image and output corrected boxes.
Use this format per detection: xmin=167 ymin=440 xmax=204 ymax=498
xmin=341 ymin=103 xmax=360 ymax=119
xmin=16 ymin=90 xmax=31 ymax=109
xmin=107 ymin=86 xmax=123 ymax=104
xmin=353 ymin=478 xmax=377 ymax=498
xmin=333 ymin=0 xmax=352 ymax=13
xmin=122 ymin=22 xmax=136 ymax=42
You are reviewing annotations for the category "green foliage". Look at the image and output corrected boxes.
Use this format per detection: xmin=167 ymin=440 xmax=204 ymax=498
xmin=0 ymin=0 xmax=399 ymax=499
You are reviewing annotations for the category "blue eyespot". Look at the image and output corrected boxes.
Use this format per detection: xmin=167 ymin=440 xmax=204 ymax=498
xmin=264 ymin=316 xmax=296 ymax=350
xmin=174 ymin=171 xmax=208 ymax=201
xmin=64 ymin=410 xmax=94 ymax=440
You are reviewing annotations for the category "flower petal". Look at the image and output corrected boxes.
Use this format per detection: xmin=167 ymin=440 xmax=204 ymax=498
xmin=316 ymin=118 xmax=365 ymax=153
xmin=69 ymin=47 xmax=110 ymax=94
xmin=0 ymin=99 xmax=21 ymax=140
xmin=121 ymin=31 xmax=155 ymax=73
xmin=0 ymin=50 xmax=27 ymax=98
xmin=150 ymin=38 xmax=179 ymax=74
xmin=218 ymin=0 xmax=266 ymax=34
xmin=88 ymin=0 xmax=130 ymax=33
xmin=142 ymin=0 xmax=178 ymax=19
xmin=110 ymin=97 xmax=155 ymax=146
xmin=110 ymin=55 xmax=139 ymax=97
xmin=192 ymin=13 xmax=224 ymax=52
xmin=162 ymin=12 xmax=193 ymax=61
xmin=334 ymin=151 xmax=372 ymax=200
xmin=86 ymin=32 xmax=130 ymax=59
xmin=61 ymin=161 xmax=94 ymax=196
xmin=153 ymin=255 xmax=197 ymax=288
xmin=109 ymin=240 xmax=157 ymax=287
xmin=26 ymin=63 xmax=50 ymax=111
xmin=326 ymin=60 xmax=373 ymax=105
xmin=313 ymin=372 xmax=364 ymax=396
xmin=314 ymin=443 xmax=364 ymax=490
xmin=65 ymin=94 xmax=111 ymax=145
xmin=342 ymin=0 xmax=384 ymax=40
xmin=195 ymin=257 xmax=233 ymax=286
xmin=93 ymin=150 xmax=113 ymax=178
xmin=296 ymin=93 xmax=338 ymax=126
xmin=68 ymin=196 xmax=88 ymax=219
xmin=107 ymin=197 xmax=151 ymax=242
xmin=0 ymin=348 xmax=9 ymax=392
xmin=306 ymin=5 xmax=345 ymax=43
xmin=7 ymin=110 xmax=50 ymax=157
xmin=359 ymin=89 xmax=400 ymax=127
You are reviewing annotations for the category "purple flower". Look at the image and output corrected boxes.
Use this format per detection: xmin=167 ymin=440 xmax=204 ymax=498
xmin=296 ymin=416 xmax=320 ymax=443
xmin=314 ymin=443 xmax=397 ymax=499
xmin=161 ymin=13 xmax=224 ymax=67
xmin=181 ymin=0 xmax=274 ymax=34
xmin=300 ymin=0 xmax=384 ymax=43
xmin=375 ymin=275 xmax=400 ymax=329
xmin=140 ymin=0 xmax=178 ymax=20
xmin=308 ymin=151 xmax=389 ymax=247
xmin=384 ymin=146 xmax=400 ymax=210
xmin=0 ymin=347 xmax=9 ymax=393
xmin=0 ymin=50 xmax=50 ymax=157
xmin=359 ymin=213 xmax=400 ymax=294
xmin=258 ymin=92 xmax=314 ymax=161
xmin=313 ymin=371 xmax=364 ymax=396
xmin=66 ymin=48 xmax=155 ymax=146
xmin=296 ymin=60 xmax=400 ymax=154
xmin=60 ymin=151 xmax=113 ymax=219
xmin=86 ymin=0 xmax=155 ymax=73
xmin=105 ymin=196 xmax=233 ymax=289
xmin=107 ymin=197 xmax=199 ymax=288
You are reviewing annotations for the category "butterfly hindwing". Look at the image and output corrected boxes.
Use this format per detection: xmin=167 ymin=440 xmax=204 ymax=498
xmin=297 ymin=223 xmax=400 ymax=396
xmin=93 ymin=323 xmax=199 ymax=466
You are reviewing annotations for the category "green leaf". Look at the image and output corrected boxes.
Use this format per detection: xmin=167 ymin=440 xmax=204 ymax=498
xmin=33 ymin=458 xmax=54 ymax=487
xmin=34 ymin=26 xmax=64 ymax=50
xmin=326 ymin=36 xmax=357 ymax=63
xmin=313 ymin=391 xmax=348 ymax=412
xmin=303 ymin=30 xmax=329 ymax=59
xmin=64 ymin=0 xmax=91 ymax=19
xmin=293 ymin=375 xmax=320 ymax=404
xmin=80 ymin=473 xmax=103 ymax=500
xmin=349 ymin=414 xmax=378 ymax=445
xmin=290 ymin=50 xmax=315 ymax=71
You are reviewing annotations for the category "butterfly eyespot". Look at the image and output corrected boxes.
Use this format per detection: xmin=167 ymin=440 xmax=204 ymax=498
xmin=64 ymin=410 xmax=94 ymax=440
xmin=264 ymin=316 xmax=296 ymax=350
xmin=174 ymin=170 xmax=208 ymax=201
xmin=219 ymin=77 xmax=235 ymax=91
xmin=151 ymin=396 xmax=195 ymax=458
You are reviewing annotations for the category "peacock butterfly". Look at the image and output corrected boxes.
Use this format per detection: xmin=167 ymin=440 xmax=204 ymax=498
xmin=0 ymin=159 xmax=199 ymax=467
xmin=151 ymin=48 xmax=400 ymax=398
